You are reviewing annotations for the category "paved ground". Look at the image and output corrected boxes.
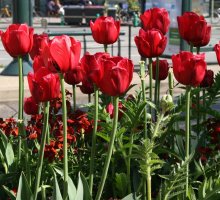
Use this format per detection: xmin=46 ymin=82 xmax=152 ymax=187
xmin=0 ymin=16 xmax=220 ymax=118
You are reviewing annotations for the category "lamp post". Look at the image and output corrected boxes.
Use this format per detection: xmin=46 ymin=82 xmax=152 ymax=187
xmin=180 ymin=0 xmax=191 ymax=51
xmin=1 ymin=0 xmax=33 ymax=76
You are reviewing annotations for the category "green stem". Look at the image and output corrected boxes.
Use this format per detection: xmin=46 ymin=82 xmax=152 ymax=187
xmin=148 ymin=58 xmax=153 ymax=115
xmin=196 ymin=46 xmax=200 ymax=138
xmin=139 ymin=61 xmax=147 ymax=138
xmin=18 ymin=56 xmax=31 ymax=184
xmin=127 ymin=132 xmax=134 ymax=194
xmin=154 ymin=57 xmax=159 ymax=109
xmin=41 ymin=186 xmax=46 ymax=200
xmin=95 ymin=96 xmax=119 ymax=200
xmin=59 ymin=73 xmax=68 ymax=200
xmin=202 ymin=89 xmax=206 ymax=122
xmin=33 ymin=102 xmax=50 ymax=200
xmin=168 ymin=72 xmax=174 ymax=98
xmin=147 ymin=165 xmax=151 ymax=200
xmin=104 ymin=44 xmax=108 ymax=53
xmin=46 ymin=125 xmax=50 ymax=144
xmin=196 ymin=92 xmax=200 ymax=137
xmin=89 ymin=86 xmax=99 ymax=195
xmin=18 ymin=56 xmax=24 ymax=164
xmin=185 ymin=86 xmax=191 ymax=197
xmin=158 ymin=80 xmax=160 ymax=103
xmin=72 ymin=84 xmax=76 ymax=112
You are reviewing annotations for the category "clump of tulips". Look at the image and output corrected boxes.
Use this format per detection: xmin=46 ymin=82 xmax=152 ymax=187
xmin=1 ymin=8 xmax=220 ymax=200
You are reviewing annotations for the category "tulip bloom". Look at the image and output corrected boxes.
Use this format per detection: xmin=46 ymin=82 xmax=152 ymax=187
xmin=177 ymin=12 xmax=211 ymax=47
xmin=1 ymin=23 xmax=33 ymax=57
xmin=152 ymin=59 xmax=169 ymax=80
xmin=134 ymin=28 xmax=167 ymax=58
xmin=79 ymin=79 xmax=94 ymax=95
xmin=172 ymin=51 xmax=206 ymax=87
xmin=97 ymin=56 xmax=134 ymax=96
xmin=64 ymin=64 xmax=84 ymax=85
xmin=200 ymin=69 xmax=214 ymax=88
xmin=28 ymin=67 xmax=60 ymax=103
xmin=24 ymin=96 xmax=39 ymax=115
xmin=33 ymin=55 xmax=45 ymax=73
xmin=140 ymin=7 xmax=170 ymax=35
xmin=90 ymin=16 xmax=120 ymax=44
xmin=81 ymin=52 xmax=109 ymax=85
xmin=29 ymin=33 xmax=49 ymax=60
xmin=43 ymin=35 xmax=81 ymax=73
xmin=214 ymin=42 xmax=220 ymax=65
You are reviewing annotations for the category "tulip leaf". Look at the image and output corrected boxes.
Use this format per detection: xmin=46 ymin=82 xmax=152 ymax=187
xmin=0 ymin=129 xmax=8 ymax=149
xmin=68 ymin=176 xmax=76 ymax=200
xmin=75 ymin=172 xmax=92 ymax=200
xmin=16 ymin=172 xmax=33 ymax=200
xmin=52 ymin=174 xmax=63 ymax=200
xmin=2 ymin=185 xmax=16 ymax=200
xmin=75 ymin=173 xmax=84 ymax=200
xmin=5 ymin=142 xmax=14 ymax=167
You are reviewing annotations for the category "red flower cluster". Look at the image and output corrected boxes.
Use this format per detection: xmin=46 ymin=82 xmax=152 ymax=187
xmin=0 ymin=118 xmax=18 ymax=137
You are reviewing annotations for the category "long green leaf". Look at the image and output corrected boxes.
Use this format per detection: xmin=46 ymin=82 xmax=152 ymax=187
xmin=16 ymin=172 xmax=33 ymax=200
xmin=52 ymin=174 xmax=63 ymax=200
xmin=5 ymin=142 xmax=14 ymax=167
xmin=68 ymin=176 xmax=76 ymax=200
xmin=80 ymin=173 xmax=92 ymax=200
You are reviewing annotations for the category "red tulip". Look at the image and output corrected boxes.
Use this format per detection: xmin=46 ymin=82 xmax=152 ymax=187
xmin=29 ymin=33 xmax=49 ymax=60
xmin=43 ymin=35 xmax=81 ymax=73
xmin=134 ymin=28 xmax=167 ymax=58
xmin=172 ymin=51 xmax=206 ymax=87
xmin=140 ymin=7 xmax=170 ymax=35
xmin=80 ymin=52 xmax=110 ymax=85
xmin=97 ymin=56 xmax=134 ymax=96
xmin=79 ymin=79 xmax=94 ymax=94
xmin=33 ymin=55 xmax=45 ymax=73
xmin=90 ymin=16 xmax=120 ymax=44
xmin=177 ymin=12 xmax=211 ymax=47
xmin=1 ymin=23 xmax=33 ymax=57
xmin=200 ymin=69 xmax=214 ymax=88
xmin=152 ymin=59 xmax=169 ymax=80
xmin=24 ymin=96 xmax=39 ymax=115
xmin=214 ymin=42 xmax=220 ymax=65
xmin=28 ymin=67 xmax=60 ymax=103
xmin=64 ymin=64 xmax=84 ymax=85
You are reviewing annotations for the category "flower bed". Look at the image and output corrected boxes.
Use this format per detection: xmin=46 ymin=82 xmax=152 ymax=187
xmin=1 ymin=8 xmax=220 ymax=200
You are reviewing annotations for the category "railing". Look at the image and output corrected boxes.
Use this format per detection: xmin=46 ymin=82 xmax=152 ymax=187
xmin=45 ymin=29 xmax=126 ymax=56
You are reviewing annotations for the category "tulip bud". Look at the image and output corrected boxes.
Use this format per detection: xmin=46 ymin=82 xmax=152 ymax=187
xmin=24 ymin=96 xmax=39 ymax=115
xmin=160 ymin=94 xmax=174 ymax=113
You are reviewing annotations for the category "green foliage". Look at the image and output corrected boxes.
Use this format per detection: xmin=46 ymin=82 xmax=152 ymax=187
xmin=115 ymin=172 xmax=128 ymax=197
xmin=132 ymin=139 xmax=165 ymax=177
xmin=160 ymin=153 xmax=194 ymax=200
